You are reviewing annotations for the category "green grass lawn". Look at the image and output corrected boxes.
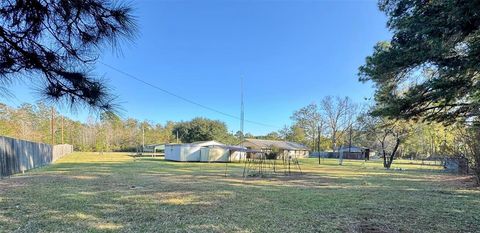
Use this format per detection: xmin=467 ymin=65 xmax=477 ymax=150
xmin=1 ymin=152 xmax=479 ymax=233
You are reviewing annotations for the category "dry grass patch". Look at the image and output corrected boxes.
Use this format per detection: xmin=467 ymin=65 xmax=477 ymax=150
xmin=0 ymin=152 xmax=479 ymax=232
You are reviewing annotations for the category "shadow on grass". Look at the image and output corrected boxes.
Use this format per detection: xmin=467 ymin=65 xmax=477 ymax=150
xmin=1 ymin=155 xmax=479 ymax=232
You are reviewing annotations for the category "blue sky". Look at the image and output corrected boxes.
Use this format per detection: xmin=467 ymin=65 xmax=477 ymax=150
xmin=2 ymin=0 xmax=391 ymax=135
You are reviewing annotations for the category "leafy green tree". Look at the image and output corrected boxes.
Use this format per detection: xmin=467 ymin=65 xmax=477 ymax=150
xmin=279 ymin=124 xmax=308 ymax=146
xmin=234 ymin=131 xmax=244 ymax=140
xmin=161 ymin=121 xmax=177 ymax=143
xmin=0 ymin=102 xmax=244 ymax=151
xmin=0 ymin=103 xmax=15 ymax=136
xmin=290 ymin=103 xmax=322 ymax=150
xmin=253 ymin=132 xmax=282 ymax=141
xmin=172 ymin=117 xmax=230 ymax=143
xmin=264 ymin=132 xmax=281 ymax=140
xmin=401 ymin=122 xmax=457 ymax=159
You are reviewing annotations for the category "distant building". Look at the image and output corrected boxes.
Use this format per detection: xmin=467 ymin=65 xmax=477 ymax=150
xmin=142 ymin=144 xmax=165 ymax=153
xmin=313 ymin=145 xmax=370 ymax=160
xmin=338 ymin=145 xmax=370 ymax=160
xmin=338 ymin=146 xmax=364 ymax=153
xmin=241 ymin=138 xmax=310 ymax=158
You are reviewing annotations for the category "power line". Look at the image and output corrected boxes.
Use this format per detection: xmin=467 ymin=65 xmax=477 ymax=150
xmin=100 ymin=62 xmax=279 ymax=129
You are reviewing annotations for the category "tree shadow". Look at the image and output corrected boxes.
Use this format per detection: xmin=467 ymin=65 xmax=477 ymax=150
xmin=1 ymin=155 xmax=479 ymax=232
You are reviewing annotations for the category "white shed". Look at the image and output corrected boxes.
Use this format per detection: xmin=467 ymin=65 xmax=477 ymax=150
xmin=164 ymin=141 xmax=224 ymax=162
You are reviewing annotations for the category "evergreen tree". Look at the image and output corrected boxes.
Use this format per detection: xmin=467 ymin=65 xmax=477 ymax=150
xmin=0 ymin=0 xmax=137 ymax=111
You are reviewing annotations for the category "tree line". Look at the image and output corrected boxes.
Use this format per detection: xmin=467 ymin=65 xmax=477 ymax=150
xmin=0 ymin=99 xmax=468 ymax=162
xmin=0 ymin=102 xmax=243 ymax=152
xmin=268 ymin=96 xmax=468 ymax=168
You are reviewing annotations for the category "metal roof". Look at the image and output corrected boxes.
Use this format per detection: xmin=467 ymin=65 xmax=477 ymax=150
xmin=190 ymin=140 xmax=221 ymax=145
xmin=166 ymin=141 xmax=223 ymax=147
xmin=210 ymin=144 xmax=262 ymax=153
xmin=338 ymin=146 xmax=366 ymax=153
xmin=144 ymin=144 xmax=165 ymax=148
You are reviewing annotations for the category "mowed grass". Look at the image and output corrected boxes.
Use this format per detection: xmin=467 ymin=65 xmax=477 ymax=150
xmin=0 ymin=153 xmax=479 ymax=233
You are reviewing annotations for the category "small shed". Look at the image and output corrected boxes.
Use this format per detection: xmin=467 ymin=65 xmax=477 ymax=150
xmin=337 ymin=145 xmax=370 ymax=160
xmin=444 ymin=156 xmax=469 ymax=174
xmin=338 ymin=146 xmax=364 ymax=153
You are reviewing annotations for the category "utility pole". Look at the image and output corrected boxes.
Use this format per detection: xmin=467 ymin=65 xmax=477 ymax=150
xmin=240 ymin=75 xmax=245 ymax=161
xmin=240 ymin=76 xmax=244 ymax=143
xmin=142 ymin=123 xmax=145 ymax=151
xmin=348 ymin=125 xmax=353 ymax=153
xmin=318 ymin=122 xmax=322 ymax=165
xmin=51 ymin=107 xmax=55 ymax=145
xmin=61 ymin=116 xmax=64 ymax=144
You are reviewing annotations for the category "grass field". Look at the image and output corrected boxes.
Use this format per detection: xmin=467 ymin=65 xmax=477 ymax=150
xmin=1 ymin=152 xmax=479 ymax=233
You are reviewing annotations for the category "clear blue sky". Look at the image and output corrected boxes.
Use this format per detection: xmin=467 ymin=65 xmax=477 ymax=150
xmin=2 ymin=0 xmax=391 ymax=135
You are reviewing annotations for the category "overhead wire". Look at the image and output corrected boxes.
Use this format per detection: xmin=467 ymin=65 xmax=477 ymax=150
xmin=100 ymin=62 xmax=280 ymax=129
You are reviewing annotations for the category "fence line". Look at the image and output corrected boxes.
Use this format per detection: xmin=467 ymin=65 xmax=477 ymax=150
xmin=311 ymin=151 xmax=366 ymax=160
xmin=0 ymin=136 xmax=73 ymax=177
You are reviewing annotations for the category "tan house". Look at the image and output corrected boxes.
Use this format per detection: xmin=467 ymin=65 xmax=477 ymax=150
xmin=241 ymin=138 xmax=310 ymax=158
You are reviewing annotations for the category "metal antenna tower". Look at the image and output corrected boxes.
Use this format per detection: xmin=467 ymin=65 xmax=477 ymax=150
xmin=240 ymin=76 xmax=244 ymax=141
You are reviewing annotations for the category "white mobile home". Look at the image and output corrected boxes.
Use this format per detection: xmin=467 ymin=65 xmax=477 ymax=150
xmin=165 ymin=141 xmax=224 ymax=162
xmin=165 ymin=141 xmax=251 ymax=162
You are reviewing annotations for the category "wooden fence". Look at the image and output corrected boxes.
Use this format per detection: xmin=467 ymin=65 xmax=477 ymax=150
xmin=0 ymin=136 xmax=73 ymax=177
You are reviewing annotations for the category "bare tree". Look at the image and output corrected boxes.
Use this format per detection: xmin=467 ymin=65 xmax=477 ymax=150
xmin=382 ymin=122 xmax=409 ymax=168
xmin=320 ymin=96 xmax=356 ymax=151
xmin=361 ymin=114 xmax=410 ymax=169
